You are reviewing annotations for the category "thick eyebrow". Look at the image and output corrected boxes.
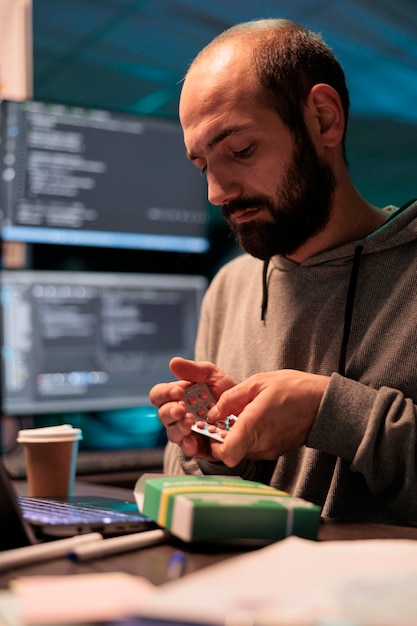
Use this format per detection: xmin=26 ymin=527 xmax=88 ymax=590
xmin=187 ymin=125 xmax=251 ymax=162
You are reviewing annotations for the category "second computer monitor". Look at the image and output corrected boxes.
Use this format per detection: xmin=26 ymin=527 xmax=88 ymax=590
xmin=0 ymin=270 xmax=207 ymax=415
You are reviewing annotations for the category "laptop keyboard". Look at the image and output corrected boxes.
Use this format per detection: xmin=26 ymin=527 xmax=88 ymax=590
xmin=18 ymin=495 xmax=144 ymax=524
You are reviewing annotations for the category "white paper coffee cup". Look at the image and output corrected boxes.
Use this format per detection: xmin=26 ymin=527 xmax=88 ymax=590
xmin=17 ymin=425 xmax=83 ymax=497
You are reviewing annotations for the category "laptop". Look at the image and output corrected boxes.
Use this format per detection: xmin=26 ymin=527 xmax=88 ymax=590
xmin=0 ymin=458 xmax=158 ymax=550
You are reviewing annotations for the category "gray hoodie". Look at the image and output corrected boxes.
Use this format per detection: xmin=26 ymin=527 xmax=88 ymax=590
xmin=164 ymin=199 xmax=417 ymax=526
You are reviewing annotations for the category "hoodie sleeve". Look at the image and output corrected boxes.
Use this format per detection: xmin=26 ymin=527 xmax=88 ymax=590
xmin=307 ymin=372 xmax=417 ymax=522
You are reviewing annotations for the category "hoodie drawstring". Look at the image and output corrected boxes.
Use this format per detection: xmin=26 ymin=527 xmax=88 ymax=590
xmin=338 ymin=244 xmax=364 ymax=376
xmin=260 ymin=245 xmax=364 ymax=377
xmin=261 ymin=259 xmax=270 ymax=321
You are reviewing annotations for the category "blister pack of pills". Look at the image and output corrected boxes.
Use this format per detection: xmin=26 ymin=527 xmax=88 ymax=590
xmin=184 ymin=382 xmax=237 ymax=442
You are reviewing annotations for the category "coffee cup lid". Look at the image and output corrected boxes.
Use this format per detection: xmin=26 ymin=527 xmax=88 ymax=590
xmin=17 ymin=424 xmax=83 ymax=443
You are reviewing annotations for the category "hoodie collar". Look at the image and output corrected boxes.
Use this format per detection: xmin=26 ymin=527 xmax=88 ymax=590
xmin=260 ymin=198 xmax=417 ymax=324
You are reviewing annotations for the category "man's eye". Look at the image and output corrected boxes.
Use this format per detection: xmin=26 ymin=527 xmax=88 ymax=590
xmin=234 ymin=146 xmax=253 ymax=158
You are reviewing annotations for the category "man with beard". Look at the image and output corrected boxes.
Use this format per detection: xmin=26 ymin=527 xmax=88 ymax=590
xmin=150 ymin=19 xmax=417 ymax=526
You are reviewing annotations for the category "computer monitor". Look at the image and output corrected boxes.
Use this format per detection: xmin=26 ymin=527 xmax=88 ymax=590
xmin=0 ymin=99 xmax=209 ymax=254
xmin=0 ymin=270 xmax=207 ymax=415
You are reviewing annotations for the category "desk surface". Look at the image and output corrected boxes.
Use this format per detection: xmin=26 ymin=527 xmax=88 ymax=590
xmin=3 ymin=479 xmax=417 ymax=590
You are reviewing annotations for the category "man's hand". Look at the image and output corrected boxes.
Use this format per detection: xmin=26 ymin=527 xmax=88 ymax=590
xmin=206 ymin=369 xmax=330 ymax=467
xmin=148 ymin=356 xmax=236 ymax=459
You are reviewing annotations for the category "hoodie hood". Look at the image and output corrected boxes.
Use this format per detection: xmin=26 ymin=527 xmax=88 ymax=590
xmin=272 ymin=199 xmax=417 ymax=272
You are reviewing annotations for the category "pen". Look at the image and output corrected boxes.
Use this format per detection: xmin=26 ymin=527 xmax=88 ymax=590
xmin=166 ymin=550 xmax=187 ymax=579
xmin=0 ymin=532 xmax=103 ymax=572
xmin=67 ymin=528 xmax=169 ymax=561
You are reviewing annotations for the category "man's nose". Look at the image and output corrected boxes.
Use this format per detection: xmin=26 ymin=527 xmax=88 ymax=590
xmin=206 ymin=169 xmax=241 ymax=207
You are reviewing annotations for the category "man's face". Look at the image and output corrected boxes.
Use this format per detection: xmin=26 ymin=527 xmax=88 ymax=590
xmin=222 ymin=128 xmax=336 ymax=260
xmin=180 ymin=46 xmax=336 ymax=260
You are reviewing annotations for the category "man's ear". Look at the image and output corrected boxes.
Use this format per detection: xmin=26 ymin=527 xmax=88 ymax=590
xmin=304 ymin=83 xmax=345 ymax=148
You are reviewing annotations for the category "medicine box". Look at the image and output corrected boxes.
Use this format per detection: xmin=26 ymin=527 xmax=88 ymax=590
xmin=137 ymin=475 xmax=321 ymax=543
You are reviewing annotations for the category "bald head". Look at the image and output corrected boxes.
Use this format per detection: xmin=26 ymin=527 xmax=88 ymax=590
xmin=182 ymin=18 xmax=350 ymax=149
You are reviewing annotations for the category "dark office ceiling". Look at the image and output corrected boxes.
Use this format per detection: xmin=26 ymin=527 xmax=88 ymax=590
xmin=33 ymin=0 xmax=417 ymax=208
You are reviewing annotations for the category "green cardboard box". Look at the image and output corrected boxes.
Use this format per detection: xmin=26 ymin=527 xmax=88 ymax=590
xmin=136 ymin=475 xmax=321 ymax=543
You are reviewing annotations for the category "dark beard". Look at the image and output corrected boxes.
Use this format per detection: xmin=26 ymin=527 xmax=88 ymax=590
xmin=222 ymin=132 xmax=336 ymax=260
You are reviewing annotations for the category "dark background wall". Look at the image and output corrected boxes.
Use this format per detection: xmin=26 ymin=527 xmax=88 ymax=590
xmin=32 ymin=0 xmax=417 ymax=213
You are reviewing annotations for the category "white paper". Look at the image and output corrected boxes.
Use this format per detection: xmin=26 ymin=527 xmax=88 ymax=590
xmin=11 ymin=572 xmax=155 ymax=624
xmin=139 ymin=536 xmax=417 ymax=625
